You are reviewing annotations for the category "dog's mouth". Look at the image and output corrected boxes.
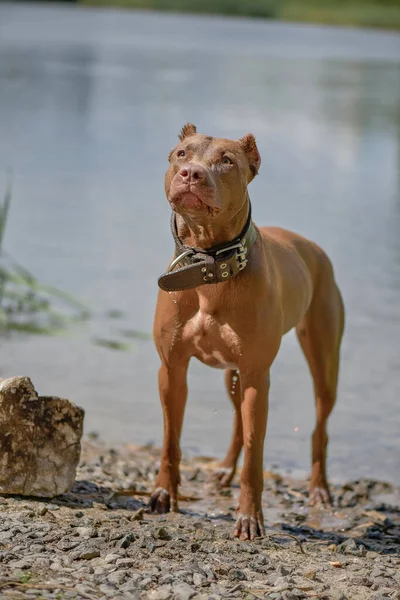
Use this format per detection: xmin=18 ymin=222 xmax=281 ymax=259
xmin=170 ymin=191 xmax=205 ymax=211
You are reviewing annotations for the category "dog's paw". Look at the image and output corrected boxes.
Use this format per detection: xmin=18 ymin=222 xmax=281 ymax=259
xmin=149 ymin=488 xmax=173 ymax=513
xmin=309 ymin=485 xmax=332 ymax=507
xmin=210 ymin=466 xmax=236 ymax=488
xmin=233 ymin=512 xmax=265 ymax=541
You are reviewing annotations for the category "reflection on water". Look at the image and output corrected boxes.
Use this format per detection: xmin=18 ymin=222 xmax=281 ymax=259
xmin=0 ymin=3 xmax=399 ymax=483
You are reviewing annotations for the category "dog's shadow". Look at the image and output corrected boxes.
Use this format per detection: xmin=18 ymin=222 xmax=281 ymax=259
xmin=3 ymin=480 xmax=399 ymax=556
xmin=279 ymin=516 xmax=400 ymax=556
xmin=1 ymin=479 xmax=144 ymax=512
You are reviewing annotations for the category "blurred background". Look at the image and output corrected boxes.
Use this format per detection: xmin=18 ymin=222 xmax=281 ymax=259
xmin=0 ymin=1 xmax=399 ymax=485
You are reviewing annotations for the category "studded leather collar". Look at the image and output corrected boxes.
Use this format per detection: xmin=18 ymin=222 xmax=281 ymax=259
xmin=158 ymin=204 xmax=257 ymax=292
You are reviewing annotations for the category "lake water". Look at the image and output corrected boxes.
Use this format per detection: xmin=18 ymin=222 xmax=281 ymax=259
xmin=0 ymin=2 xmax=399 ymax=484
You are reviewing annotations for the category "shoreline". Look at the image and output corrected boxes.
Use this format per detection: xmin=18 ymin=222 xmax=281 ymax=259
xmin=0 ymin=439 xmax=399 ymax=599
xmin=78 ymin=1 xmax=400 ymax=31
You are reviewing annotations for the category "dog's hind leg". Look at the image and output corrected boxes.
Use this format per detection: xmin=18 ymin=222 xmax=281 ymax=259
xmin=296 ymin=269 xmax=345 ymax=506
xmin=212 ymin=369 xmax=243 ymax=487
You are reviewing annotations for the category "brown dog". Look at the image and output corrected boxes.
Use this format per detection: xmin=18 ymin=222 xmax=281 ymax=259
xmin=151 ymin=124 xmax=345 ymax=541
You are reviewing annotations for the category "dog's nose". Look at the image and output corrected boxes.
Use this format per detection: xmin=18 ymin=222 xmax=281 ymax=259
xmin=179 ymin=165 xmax=205 ymax=182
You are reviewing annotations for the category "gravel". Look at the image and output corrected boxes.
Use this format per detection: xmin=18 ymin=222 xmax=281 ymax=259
xmin=0 ymin=439 xmax=399 ymax=600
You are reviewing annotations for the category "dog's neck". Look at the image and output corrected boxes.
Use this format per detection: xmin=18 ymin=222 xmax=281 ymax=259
xmin=175 ymin=196 xmax=250 ymax=250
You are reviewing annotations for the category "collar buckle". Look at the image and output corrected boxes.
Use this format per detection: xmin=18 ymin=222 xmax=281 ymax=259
xmin=215 ymin=241 xmax=243 ymax=256
xmin=237 ymin=243 xmax=248 ymax=270
xmin=167 ymin=248 xmax=195 ymax=272
xmin=215 ymin=240 xmax=248 ymax=271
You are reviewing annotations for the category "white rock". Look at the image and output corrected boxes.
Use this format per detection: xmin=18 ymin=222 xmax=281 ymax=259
xmin=172 ymin=582 xmax=196 ymax=600
xmin=148 ymin=586 xmax=173 ymax=600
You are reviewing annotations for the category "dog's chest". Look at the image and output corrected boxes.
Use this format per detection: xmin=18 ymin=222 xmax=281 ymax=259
xmin=183 ymin=309 xmax=240 ymax=369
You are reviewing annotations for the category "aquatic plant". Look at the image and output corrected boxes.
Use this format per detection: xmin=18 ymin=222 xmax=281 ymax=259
xmin=0 ymin=180 xmax=153 ymax=351
xmin=0 ymin=179 xmax=90 ymax=336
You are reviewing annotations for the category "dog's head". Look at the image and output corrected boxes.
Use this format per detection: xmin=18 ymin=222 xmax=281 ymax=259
xmin=165 ymin=124 xmax=261 ymax=217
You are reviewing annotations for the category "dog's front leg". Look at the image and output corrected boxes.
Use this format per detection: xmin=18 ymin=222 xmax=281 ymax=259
xmin=233 ymin=371 xmax=269 ymax=541
xmin=150 ymin=361 xmax=188 ymax=514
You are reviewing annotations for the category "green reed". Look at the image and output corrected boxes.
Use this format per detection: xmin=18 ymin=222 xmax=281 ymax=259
xmin=0 ymin=180 xmax=90 ymax=336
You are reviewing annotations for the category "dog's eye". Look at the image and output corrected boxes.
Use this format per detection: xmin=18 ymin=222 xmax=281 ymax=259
xmin=222 ymin=156 xmax=233 ymax=165
xmin=177 ymin=150 xmax=185 ymax=158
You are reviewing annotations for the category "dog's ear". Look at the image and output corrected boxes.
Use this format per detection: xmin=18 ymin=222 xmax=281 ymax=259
xmin=238 ymin=133 xmax=261 ymax=181
xmin=179 ymin=123 xmax=197 ymax=141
